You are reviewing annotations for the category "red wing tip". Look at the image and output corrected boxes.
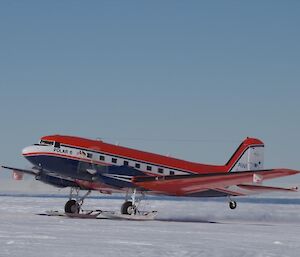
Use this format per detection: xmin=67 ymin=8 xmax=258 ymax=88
xmin=273 ymin=168 xmax=300 ymax=174
xmin=287 ymin=169 xmax=300 ymax=174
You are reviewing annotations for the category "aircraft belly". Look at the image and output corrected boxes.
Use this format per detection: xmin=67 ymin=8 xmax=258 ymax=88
xmin=185 ymin=190 xmax=229 ymax=197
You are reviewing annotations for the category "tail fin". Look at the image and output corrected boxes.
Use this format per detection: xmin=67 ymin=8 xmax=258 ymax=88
xmin=226 ymin=138 xmax=264 ymax=172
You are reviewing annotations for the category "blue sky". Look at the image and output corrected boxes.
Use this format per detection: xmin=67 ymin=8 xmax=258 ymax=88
xmin=0 ymin=1 xmax=299 ymax=184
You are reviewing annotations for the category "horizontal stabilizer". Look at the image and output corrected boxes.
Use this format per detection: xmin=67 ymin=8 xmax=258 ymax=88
xmin=237 ymin=184 xmax=298 ymax=193
xmin=133 ymin=169 xmax=300 ymax=196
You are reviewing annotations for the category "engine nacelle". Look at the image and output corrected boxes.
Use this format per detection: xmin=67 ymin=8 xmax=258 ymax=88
xmin=35 ymin=173 xmax=78 ymax=188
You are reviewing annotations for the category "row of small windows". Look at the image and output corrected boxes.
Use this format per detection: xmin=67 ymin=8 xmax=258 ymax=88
xmin=85 ymin=152 xmax=176 ymax=175
xmin=50 ymin=144 xmax=176 ymax=175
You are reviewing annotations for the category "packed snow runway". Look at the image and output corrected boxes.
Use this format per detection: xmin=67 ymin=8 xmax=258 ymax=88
xmin=0 ymin=196 xmax=299 ymax=257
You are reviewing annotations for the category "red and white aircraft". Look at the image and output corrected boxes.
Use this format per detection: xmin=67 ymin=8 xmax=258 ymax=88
xmin=2 ymin=135 xmax=299 ymax=215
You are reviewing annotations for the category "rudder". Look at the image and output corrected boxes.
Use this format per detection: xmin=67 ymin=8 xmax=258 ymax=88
xmin=226 ymin=138 xmax=264 ymax=172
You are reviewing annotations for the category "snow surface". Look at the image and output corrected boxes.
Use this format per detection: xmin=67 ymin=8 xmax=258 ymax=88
xmin=0 ymin=196 xmax=299 ymax=257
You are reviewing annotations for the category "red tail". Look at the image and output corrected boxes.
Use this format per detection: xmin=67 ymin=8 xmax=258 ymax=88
xmin=225 ymin=138 xmax=264 ymax=172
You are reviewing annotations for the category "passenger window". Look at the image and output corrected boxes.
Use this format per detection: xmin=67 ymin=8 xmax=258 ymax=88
xmin=99 ymin=155 xmax=105 ymax=161
xmin=169 ymin=170 xmax=175 ymax=175
xmin=124 ymin=161 xmax=129 ymax=166
xmin=158 ymin=168 xmax=164 ymax=174
xmin=112 ymin=158 xmax=117 ymax=164
xmin=147 ymin=166 xmax=152 ymax=171
xmin=135 ymin=163 xmax=141 ymax=169
xmin=87 ymin=153 xmax=93 ymax=158
xmin=54 ymin=142 xmax=60 ymax=148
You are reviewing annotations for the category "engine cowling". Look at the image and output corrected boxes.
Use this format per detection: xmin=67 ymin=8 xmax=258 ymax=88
xmin=35 ymin=173 xmax=78 ymax=188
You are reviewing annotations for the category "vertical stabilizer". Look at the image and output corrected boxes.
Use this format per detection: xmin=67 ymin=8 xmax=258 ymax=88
xmin=226 ymin=138 xmax=264 ymax=172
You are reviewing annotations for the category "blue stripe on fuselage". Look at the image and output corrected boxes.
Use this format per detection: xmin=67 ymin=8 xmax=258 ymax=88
xmin=25 ymin=154 xmax=147 ymax=188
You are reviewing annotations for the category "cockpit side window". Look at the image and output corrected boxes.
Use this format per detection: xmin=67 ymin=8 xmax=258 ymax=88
xmin=40 ymin=140 xmax=54 ymax=146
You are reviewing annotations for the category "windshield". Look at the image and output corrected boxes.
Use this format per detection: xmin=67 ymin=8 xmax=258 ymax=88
xmin=40 ymin=140 xmax=54 ymax=146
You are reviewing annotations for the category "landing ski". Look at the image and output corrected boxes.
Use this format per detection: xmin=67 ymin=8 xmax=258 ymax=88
xmin=100 ymin=211 xmax=158 ymax=221
xmin=38 ymin=210 xmax=157 ymax=220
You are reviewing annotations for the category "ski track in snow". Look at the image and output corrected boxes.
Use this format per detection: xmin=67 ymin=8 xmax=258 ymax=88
xmin=0 ymin=196 xmax=299 ymax=257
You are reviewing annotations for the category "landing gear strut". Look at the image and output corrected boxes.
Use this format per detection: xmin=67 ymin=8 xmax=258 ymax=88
xmin=64 ymin=188 xmax=91 ymax=214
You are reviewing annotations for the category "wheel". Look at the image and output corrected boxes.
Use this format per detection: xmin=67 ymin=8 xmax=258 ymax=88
xmin=64 ymin=200 xmax=80 ymax=214
xmin=229 ymin=201 xmax=237 ymax=210
xmin=121 ymin=201 xmax=136 ymax=215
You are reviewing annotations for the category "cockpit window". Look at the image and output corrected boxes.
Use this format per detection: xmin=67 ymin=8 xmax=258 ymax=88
xmin=54 ymin=142 xmax=61 ymax=148
xmin=40 ymin=140 xmax=54 ymax=146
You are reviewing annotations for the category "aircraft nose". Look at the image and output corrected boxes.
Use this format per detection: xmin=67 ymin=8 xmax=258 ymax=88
xmin=22 ymin=146 xmax=33 ymax=156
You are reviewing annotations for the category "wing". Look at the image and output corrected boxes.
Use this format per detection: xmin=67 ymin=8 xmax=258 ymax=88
xmin=1 ymin=165 xmax=38 ymax=176
xmin=2 ymin=165 xmax=80 ymax=188
xmin=1 ymin=165 xmax=126 ymax=193
xmin=132 ymin=169 xmax=299 ymax=196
